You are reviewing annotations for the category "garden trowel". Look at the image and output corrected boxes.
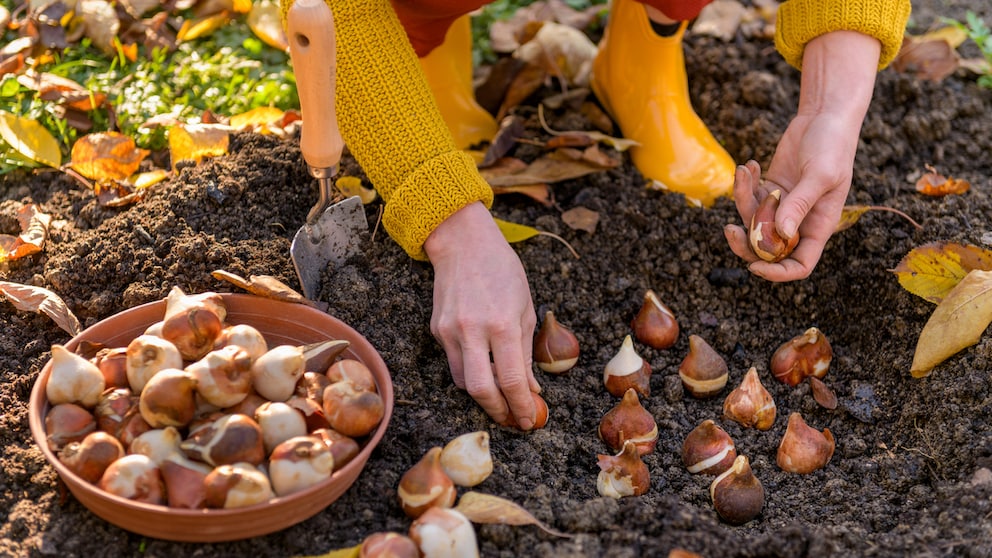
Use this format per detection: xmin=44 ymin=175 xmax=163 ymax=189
xmin=286 ymin=0 xmax=366 ymax=300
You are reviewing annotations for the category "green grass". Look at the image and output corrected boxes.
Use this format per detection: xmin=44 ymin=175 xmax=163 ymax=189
xmin=943 ymin=11 xmax=992 ymax=89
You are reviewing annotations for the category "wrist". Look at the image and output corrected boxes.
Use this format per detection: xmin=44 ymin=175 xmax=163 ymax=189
xmin=799 ymin=31 xmax=881 ymax=124
xmin=423 ymin=202 xmax=495 ymax=262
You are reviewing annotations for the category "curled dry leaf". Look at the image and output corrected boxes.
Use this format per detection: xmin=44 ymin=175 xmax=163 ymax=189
xmin=561 ymin=206 xmax=599 ymax=234
xmin=168 ymin=123 xmax=231 ymax=166
xmin=539 ymin=104 xmax=639 ymax=152
xmin=453 ymin=491 xmax=573 ymax=539
xmin=229 ymin=107 xmax=285 ymax=134
xmin=491 ymin=184 xmax=554 ymax=207
xmin=0 ymin=204 xmax=51 ymax=262
xmin=177 ymin=11 xmax=233 ymax=42
xmin=513 ymin=22 xmax=598 ymax=86
xmin=210 ymin=269 xmax=327 ymax=310
xmin=911 ymin=269 xmax=992 ymax=378
xmin=892 ymin=32 xmax=962 ymax=82
xmin=69 ymin=132 xmax=150 ymax=181
xmin=692 ymin=0 xmax=748 ymax=41
xmin=78 ymin=0 xmax=121 ymax=54
xmin=892 ymin=242 xmax=992 ymax=304
xmin=335 ymin=176 xmax=377 ymax=205
xmin=247 ymin=0 xmax=288 ymax=51
xmin=809 ymin=377 xmax=837 ymax=410
xmin=0 ymin=281 xmax=82 ymax=336
xmin=915 ymin=164 xmax=970 ymax=196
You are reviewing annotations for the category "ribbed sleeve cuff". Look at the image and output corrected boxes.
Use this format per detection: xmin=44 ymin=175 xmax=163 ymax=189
xmin=383 ymin=150 xmax=494 ymax=261
xmin=775 ymin=0 xmax=911 ymax=70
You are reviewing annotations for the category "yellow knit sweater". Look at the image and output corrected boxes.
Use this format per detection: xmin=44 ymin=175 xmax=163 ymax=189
xmin=281 ymin=0 xmax=910 ymax=261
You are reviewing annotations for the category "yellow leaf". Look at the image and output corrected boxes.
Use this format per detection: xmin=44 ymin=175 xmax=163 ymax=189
xmin=335 ymin=176 xmax=377 ymax=205
xmin=69 ymin=132 xmax=149 ymax=181
xmin=454 ymin=491 xmax=573 ymax=538
xmin=131 ymin=169 xmax=170 ymax=189
xmin=892 ymin=242 xmax=992 ymax=303
xmin=232 ymin=0 xmax=253 ymax=13
xmin=297 ymin=544 xmax=361 ymax=558
xmin=168 ymin=123 xmax=231 ymax=166
xmin=0 ymin=111 xmax=62 ymax=168
xmin=248 ymin=0 xmax=288 ymax=51
xmin=911 ymin=269 xmax=992 ymax=377
xmin=495 ymin=218 xmax=541 ymax=243
xmin=177 ymin=11 xmax=231 ymax=42
xmin=835 ymin=205 xmax=923 ymax=233
xmin=229 ymin=107 xmax=285 ymax=131
xmin=0 ymin=280 xmax=81 ymax=336
xmin=917 ymin=25 xmax=969 ymax=49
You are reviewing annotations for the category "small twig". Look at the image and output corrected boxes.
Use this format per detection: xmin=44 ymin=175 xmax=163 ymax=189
xmin=865 ymin=205 xmax=924 ymax=230
xmin=371 ymin=204 xmax=384 ymax=243
xmin=538 ymin=231 xmax=580 ymax=260
xmin=60 ymin=166 xmax=93 ymax=190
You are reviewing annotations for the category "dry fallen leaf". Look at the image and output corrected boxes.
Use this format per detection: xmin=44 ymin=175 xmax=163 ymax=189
xmin=892 ymin=34 xmax=960 ymax=82
xmin=177 ymin=11 xmax=232 ymax=42
xmin=335 ymin=175 xmax=377 ymax=205
xmin=915 ymin=164 xmax=970 ymax=196
xmin=911 ymin=269 xmax=992 ymax=377
xmin=538 ymin=104 xmax=637 ymax=152
xmin=69 ymin=132 xmax=150 ymax=181
xmin=0 ymin=204 xmax=52 ymax=261
xmin=491 ymin=184 xmax=554 ymax=207
xmin=78 ymin=0 xmax=121 ymax=54
xmin=211 ymin=269 xmax=327 ymax=310
xmin=482 ymin=148 xmax=613 ymax=187
xmin=454 ymin=491 xmax=573 ymax=538
xmin=513 ymin=22 xmax=598 ymax=87
xmin=229 ymin=107 xmax=285 ymax=133
xmin=809 ymin=376 xmax=838 ymax=410
xmin=168 ymin=123 xmax=231 ymax=166
xmin=495 ymin=218 xmax=579 ymax=259
xmin=835 ymin=205 xmax=922 ymax=233
xmin=892 ymin=242 xmax=992 ymax=304
xmin=561 ymin=206 xmax=599 ymax=234
xmin=247 ymin=0 xmax=288 ymax=51
xmin=0 ymin=110 xmax=62 ymax=168
xmin=692 ymin=0 xmax=748 ymax=41
xmin=0 ymin=280 xmax=82 ymax=336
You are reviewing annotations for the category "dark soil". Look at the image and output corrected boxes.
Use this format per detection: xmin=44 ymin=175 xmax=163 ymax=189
xmin=3 ymin=2 xmax=992 ymax=556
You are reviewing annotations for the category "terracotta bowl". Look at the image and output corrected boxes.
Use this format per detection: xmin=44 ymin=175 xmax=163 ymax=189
xmin=29 ymin=294 xmax=393 ymax=542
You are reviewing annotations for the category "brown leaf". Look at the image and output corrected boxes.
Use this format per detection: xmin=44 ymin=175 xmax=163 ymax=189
xmin=891 ymin=242 xmax=992 ymax=304
xmin=211 ymin=269 xmax=327 ymax=311
xmin=496 ymin=62 xmax=546 ymax=121
xmin=546 ymin=132 xmax=594 ymax=149
xmin=513 ymin=22 xmax=598 ymax=87
xmin=454 ymin=491 xmax=573 ymax=538
xmin=0 ymin=204 xmax=52 ymax=261
xmin=561 ymin=206 xmax=599 ymax=234
xmin=911 ymin=269 xmax=992 ymax=377
xmin=0 ymin=281 xmax=81 ymax=336
xmin=482 ymin=149 xmax=608 ymax=187
xmin=491 ymin=184 xmax=554 ymax=207
xmin=69 ymin=132 xmax=150 ymax=181
xmin=692 ymin=0 xmax=748 ymax=41
xmin=809 ymin=376 xmax=837 ymax=410
xmin=78 ymin=0 xmax=121 ymax=54
xmin=915 ymin=164 xmax=970 ymax=196
xmin=481 ymin=116 xmax=526 ymax=168
xmin=892 ymin=36 xmax=960 ymax=82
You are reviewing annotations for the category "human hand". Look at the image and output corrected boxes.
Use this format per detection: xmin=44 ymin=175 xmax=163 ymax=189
xmin=724 ymin=30 xmax=882 ymax=281
xmin=423 ymin=202 xmax=541 ymax=429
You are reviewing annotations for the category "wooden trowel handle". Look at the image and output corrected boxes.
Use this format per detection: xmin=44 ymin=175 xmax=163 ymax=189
xmin=287 ymin=0 xmax=343 ymax=173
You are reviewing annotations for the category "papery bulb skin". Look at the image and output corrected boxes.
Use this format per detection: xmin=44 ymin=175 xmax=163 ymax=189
xmin=770 ymin=327 xmax=832 ymax=387
xmin=268 ymin=435 xmax=335 ymax=496
xmin=534 ymin=310 xmax=580 ymax=374
xmin=138 ymin=368 xmax=197 ymax=429
xmin=596 ymin=440 xmax=650 ymax=498
xmin=312 ymin=428 xmax=360 ymax=469
xmin=598 ymin=388 xmax=658 ymax=455
xmin=397 ymin=446 xmax=457 ymax=519
xmin=710 ymin=455 xmax=764 ymax=525
xmin=723 ymin=367 xmax=776 ymax=430
xmin=408 ymin=507 xmax=479 ymax=558
xmin=98 ymin=454 xmax=166 ymax=505
xmin=203 ymin=462 xmax=274 ymax=509
xmin=749 ymin=189 xmax=798 ymax=262
xmin=678 ymin=335 xmax=728 ymax=399
xmin=47 ymin=344 xmax=106 ymax=408
xmin=681 ymin=419 xmax=736 ymax=475
xmin=439 ymin=431 xmax=493 ymax=487
xmin=164 ymin=287 xmax=227 ymax=323
xmin=160 ymin=453 xmax=212 ymax=509
xmin=125 ymin=335 xmax=183 ymax=394
xmin=58 ymin=431 xmax=125 ymax=484
xmin=255 ymin=401 xmax=309 ymax=454
xmin=129 ymin=426 xmax=183 ymax=465
xmin=630 ymin=290 xmax=679 ymax=350
xmin=603 ymin=335 xmax=651 ymax=398
xmin=777 ymin=413 xmax=835 ymax=474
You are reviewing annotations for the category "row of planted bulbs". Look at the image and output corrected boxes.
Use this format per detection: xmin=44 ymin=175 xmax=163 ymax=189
xmin=532 ymin=289 xmax=837 ymax=525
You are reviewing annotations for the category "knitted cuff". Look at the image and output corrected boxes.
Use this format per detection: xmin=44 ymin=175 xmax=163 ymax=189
xmin=383 ymin=150 xmax=494 ymax=261
xmin=775 ymin=0 xmax=911 ymax=70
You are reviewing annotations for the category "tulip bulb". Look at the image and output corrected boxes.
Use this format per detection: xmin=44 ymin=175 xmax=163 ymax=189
xmin=251 ymin=345 xmax=309 ymax=402
xmin=603 ymin=335 xmax=651 ymax=398
xmin=682 ymin=419 xmax=737 ymax=475
xmin=181 ymin=413 xmax=266 ymax=467
xmin=533 ymin=310 xmax=580 ymax=374
xmin=213 ymin=323 xmax=268 ymax=361
xmin=160 ymin=453 xmax=212 ymax=509
xmin=598 ymin=388 xmax=658 ymax=455
xmin=187 ymin=345 xmax=253 ymax=408
xmin=129 ymin=426 xmax=183 ymax=465
xmin=749 ymin=189 xmax=798 ymax=262
xmin=678 ymin=335 xmax=728 ymax=398
xmin=597 ymin=440 xmax=650 ymax=498
xmin=770 ymin=327 xmax=832 ymax=387
xmin=98 ymin=454 xmax=166 ymax=505
xmin=164 ymin=287 xmax=227 ymax=323
xmin=47 ymin=344 xmax=106 ymax=408
xmin=777 ymin=413 xmax=835 ymax=474
xmin=360 ymin=532 xmax=420 ymax=558
xmin=125 ymin=334 xmax=183 ymax=394
xmin=323 ymin=380 xmax=385 ymax=438
xmin=439 ymin=431 xmax=493 ymax=487
xmin=325 ymin=358 xmax=377 ymax=393
xmin=45 ymin=402 xmax=97 ymax=452
xmin=92 ymin=346 xmax=129 ymax=389
xmin=204 ymin=462 xmax=275 ymax=508
xmin=723 ymin=367 xmax=776 ymax=430
xmin=397 ymin=446 xmax=457 ymax=518
xmin=268 ymin=435 xmax=335 ymax=496
xmin=409 ymin=507 xmax=479 ymax=558
xmin=630 ymin=290 xmax=679 ymax=349
xmin=161 ymin=302 xmax=224 ymax=361
xmin=497 ymin=392 xmax=549 ymax=431
xmin=138 ymin=368 xmax=197 ymax=428
xmin=710 ymin=455 xmax=764 ymax=525
xmin=312 ymin=428 xmax=360 ymax=469
xmin=58 ymin=431 xmax=125 ymax=484
xmin=256 ymin=401 xmax=309 ymax=454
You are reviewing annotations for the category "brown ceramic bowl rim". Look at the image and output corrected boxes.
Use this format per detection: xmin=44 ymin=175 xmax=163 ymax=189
xmin=28 ymin=293 xmax=393 ymax=541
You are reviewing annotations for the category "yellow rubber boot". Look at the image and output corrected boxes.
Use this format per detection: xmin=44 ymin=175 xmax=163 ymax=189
xmin=591 ymin=0 xmax=734 ymax=207
xmin=418 ymin=15 xmax=498 ymax=150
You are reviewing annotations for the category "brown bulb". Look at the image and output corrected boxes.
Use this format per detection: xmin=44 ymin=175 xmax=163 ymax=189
xmin=45 ymin=402 xmax=97 ymax=452
xmin=678 ymin=335 xmax=728 ymax=398
xmin=533 ymin=310 xmax=580 ymax=374
xmin=598 ymin=388 xmax=658 ymax=455
xmin=710 ymin=455 xmax=764 ymax=525
xmin=322 ymin=380 xmax=385 ymax=438
xmin=777 ymin=412 xmax=835 ymax=474
xmin=160 ymin=302 xmax=224 ymax=361
xmin=497 ymin=392 xmax=549 ymax=431
xmin=181 ymin=413 xmax=265 ymax=467
xmin=596 ymin=440 xmax=650 ymax=498
xmin=603 ymin=335 xmax=651 ymax=398
xmin=360 ymin=532 xmax=420 ymax=558
xmin=630 ymin=290 xmax=679 ymax=349
xmin=749 ymin=189 xmax=798 ymax=262
xmin=770 ymin=327 xmax=832 ymax=387
xmin=397 ymin=446 xmax=457 ymax=518
xmin=723 ymin=367 xmax=776 ymax=430
xmin=681 ymin=419 xmax=736 ymax=475
xmin=58 ymin=431 xmax=125 ymax=484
